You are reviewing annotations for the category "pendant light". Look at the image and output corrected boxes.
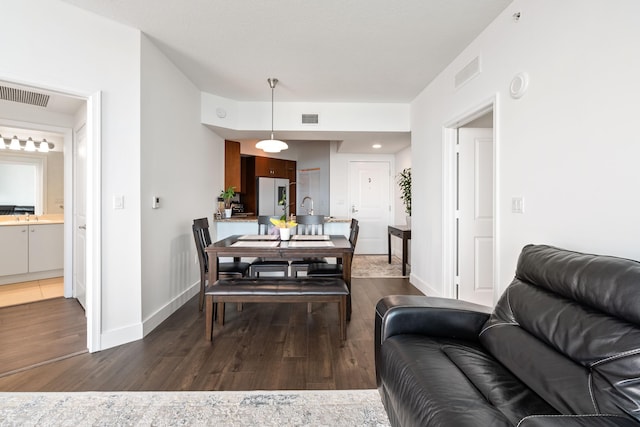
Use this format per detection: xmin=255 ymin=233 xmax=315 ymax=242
xmin=255 ymin=78 xmax=288 ymax=153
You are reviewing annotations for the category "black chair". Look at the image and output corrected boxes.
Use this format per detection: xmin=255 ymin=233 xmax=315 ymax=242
xmin=192 ymin=217 xmax=250 ymax=311
xmin=307 ymin=220 xmax=359 ymax=277
xmin=290 ymin=215 xmax=328 ymax=277
xmin=249 ymin=216 xmax=290 ymax=277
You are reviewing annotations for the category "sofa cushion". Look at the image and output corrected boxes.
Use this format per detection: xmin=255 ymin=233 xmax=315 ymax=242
xmin=480 ymin=245 xmax=640 ymax=420
xmin=379 ymin=334 xmax=558 ymax=426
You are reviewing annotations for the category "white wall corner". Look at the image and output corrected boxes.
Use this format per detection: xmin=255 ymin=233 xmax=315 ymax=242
xmin=409 ymin=274 xmax=439 ymax=297
xmin=142 ymin=281 xmax=200 ymax=336
xmin=100 ymin=322 xmax=144 ymax=351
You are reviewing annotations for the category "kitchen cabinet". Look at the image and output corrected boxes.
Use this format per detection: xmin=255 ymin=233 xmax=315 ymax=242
xmin=28 ymin=224 xmax=64 ymax=273
xmin=225 ymin=140 xmax=242 ymax=193
xmin=0 ymin=226 xmax=29 ymax=276
xmin=0 ymin=223 xmax=63 ymax=277
xmin=255 ymin=156 xmax=287 ymax=178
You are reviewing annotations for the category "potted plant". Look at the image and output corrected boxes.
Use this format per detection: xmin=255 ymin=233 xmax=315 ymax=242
xmin=269 ymin=217 xmax=297 ymax=241
xmin=397 ymin=168 xmax=411 ymax=226
xmin=219 ymin=186 xmax=235 ymax=218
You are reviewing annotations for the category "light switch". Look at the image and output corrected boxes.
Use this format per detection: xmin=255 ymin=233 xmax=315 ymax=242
xmin=113 ymin=195 xmax=124 ymax=210
xmin=511 ymin=197 xmax=524 ymax=213
xmin=152 ymin=196 xmax=160 ymax=209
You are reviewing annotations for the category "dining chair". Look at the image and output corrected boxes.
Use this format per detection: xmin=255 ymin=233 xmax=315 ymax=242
xmin=192 ymin=217 xmax=250 ymax=311
xmin=306 ymin=219 xmax=359 ymax=277
xmin=249 ymin=216 xmax=290 ymax=277
xmin=290 ymin=214 xmax=328 ymax=278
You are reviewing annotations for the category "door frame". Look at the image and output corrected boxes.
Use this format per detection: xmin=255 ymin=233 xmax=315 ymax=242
xmin=0 ymin=79 xmax=102 ymax=352
xmin=442 ymin=95 xmax=499 ymax=301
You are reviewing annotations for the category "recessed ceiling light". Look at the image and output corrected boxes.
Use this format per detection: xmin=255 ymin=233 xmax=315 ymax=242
xmin=372 ymin=144 xmax=382 ymax=149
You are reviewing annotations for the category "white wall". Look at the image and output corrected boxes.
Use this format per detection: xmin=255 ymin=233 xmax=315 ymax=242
xmin=393 ymin=146 xmax=412 ymax=224
xmin=391 ymin=146 xmax=411 ymax=259
xmin=2 ymin=0 xmax=143 ymax=349
xmin=410 ymin=0 xmax=640 ymax=298
xmin=140 ymin=35 xmax=223 ymax=333
xmin=202 ymin=92 xmax=410 ymax=134
xmin=296 ymin=141 xmax=330 ymax=216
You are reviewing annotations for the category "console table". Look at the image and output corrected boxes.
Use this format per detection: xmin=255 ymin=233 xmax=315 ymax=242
xmin=388 ymin=225 xmax=411 ymax=276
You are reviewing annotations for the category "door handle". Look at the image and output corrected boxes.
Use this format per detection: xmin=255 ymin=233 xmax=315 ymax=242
xmin=79 ymin=225 xmax=87 ymax=230
xmin=351 ymin=205 xmax=359 ymax=213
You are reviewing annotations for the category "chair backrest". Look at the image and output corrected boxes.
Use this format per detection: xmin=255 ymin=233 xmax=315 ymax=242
xmin=257 ymin=216 xmax=277 ymax=235
xmin=349 ymin=224 xmax=360 ymax=252
xmin=295 ymin=215 xmax=325 ymax=235
xmin=192 ymin=217 xmax=211 ymax=274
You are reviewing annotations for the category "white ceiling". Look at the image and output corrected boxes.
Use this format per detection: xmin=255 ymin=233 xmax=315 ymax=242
xmin=8 ymin=1 xmax=513 ymax=154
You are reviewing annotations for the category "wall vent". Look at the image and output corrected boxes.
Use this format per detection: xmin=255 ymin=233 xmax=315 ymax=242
xmin=0 ymin=86 xmax=50 ymax=107
xmin=301 ymin=113 xmax=319 ymax=125
xmin=454 ymin=56 xmax=481 ymax=90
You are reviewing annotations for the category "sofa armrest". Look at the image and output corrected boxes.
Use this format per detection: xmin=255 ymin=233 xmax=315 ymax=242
xmin=374 ymin=295 xmax=492 ymax=389
xmin=517 ymin=414 xmax=639 ymax=426
xmin=375 ymin=295 xmax=492 ymax=344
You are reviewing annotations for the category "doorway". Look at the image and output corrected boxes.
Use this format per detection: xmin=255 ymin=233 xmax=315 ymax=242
xmin=443 ymin=98 xmax=498 ymax=305
xmin=348 ymin=161 xmax=392 ymax=254
xmin=0 ymin=80 xmax=101 ymax=352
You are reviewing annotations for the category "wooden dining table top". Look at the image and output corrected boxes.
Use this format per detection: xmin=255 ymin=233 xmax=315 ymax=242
xmin=206 ymin=234 xmax=353 ymax=257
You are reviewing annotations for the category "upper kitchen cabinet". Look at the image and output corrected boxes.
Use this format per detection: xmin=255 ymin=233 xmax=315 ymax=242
xmin=224 ymin=140 xmax=242 ymax=193
xmin=254 ymin=156 xmax=287 ymax=178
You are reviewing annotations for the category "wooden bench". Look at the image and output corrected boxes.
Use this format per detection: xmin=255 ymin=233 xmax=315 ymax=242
xmin=204 ymin=277 xmax=349 ymax=342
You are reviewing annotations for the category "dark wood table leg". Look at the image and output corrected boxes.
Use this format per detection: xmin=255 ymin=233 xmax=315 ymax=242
xmin=402 ymin=234 xmax=408 ymax=276
xmin=343 ymin=251 xmax=352 ymax=321
xmin=388 ymin=230 xmax=392 ymax=264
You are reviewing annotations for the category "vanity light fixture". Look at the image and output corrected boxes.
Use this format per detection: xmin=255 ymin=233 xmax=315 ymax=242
xmin=255 ymin=78 xmax=288 ymax=153
xmin=0 ymin=135 xmax=55 ymax=152
xmin=39 ymin=139 xmax=50 ymax=153
xmin=9 ymin=135 xmax=21 ymax=150
xmin=25 ymin=137 xmax=36 ymax=151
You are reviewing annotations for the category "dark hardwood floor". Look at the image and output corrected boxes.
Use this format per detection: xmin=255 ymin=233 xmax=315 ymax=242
xmin=0 ymin=277 xmax=422 ymax=391
xmin=0 ymin=297 xmax=87 ymax=377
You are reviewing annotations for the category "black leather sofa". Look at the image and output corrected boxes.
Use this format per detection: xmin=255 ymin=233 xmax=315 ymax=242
xmin=375 ymin=244 xmax=640 ymax=426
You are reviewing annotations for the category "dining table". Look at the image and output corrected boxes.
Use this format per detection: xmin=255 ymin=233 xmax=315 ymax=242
xmin=205 ymin=234 xmax=355 ymax=319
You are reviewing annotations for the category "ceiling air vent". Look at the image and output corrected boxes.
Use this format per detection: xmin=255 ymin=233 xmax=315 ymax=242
xmin=301 ymin=113 xmax=319 ymax=125
xmin=0 ymin=86 xmax=50 ymax=107
xmin=454 ymin=56 xmax=481 ymax=90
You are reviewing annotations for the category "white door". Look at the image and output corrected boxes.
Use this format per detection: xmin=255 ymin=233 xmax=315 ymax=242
xmin=458 ymin=128 xmax=494 ymax=306
xmin=348 ymin=161 xmax=391 ymax=254
xmin=74 ymin=124 xmax=87 ymax=309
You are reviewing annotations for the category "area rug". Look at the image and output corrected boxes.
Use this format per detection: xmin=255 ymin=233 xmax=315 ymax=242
xmin=0 ymin=389 xmax=389 ymax=426
xmin=352 ymin=255 xmax=409 ymax=278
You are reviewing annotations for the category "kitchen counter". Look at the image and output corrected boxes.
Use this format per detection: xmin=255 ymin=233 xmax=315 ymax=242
xmin=214 ymin=215 xmax=351 ymax=223
xmin=0 ymin=214 xmax=64 ymax=226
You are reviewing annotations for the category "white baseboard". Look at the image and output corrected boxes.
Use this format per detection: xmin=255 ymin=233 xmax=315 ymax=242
xmin=409 ymin=273 xmax=440 ymax=297
xmin=100 ymin=323 xmax=143 ymax=351
xmin=97 ymin=282 xmax=199 ymax=351
xmin=142 ymin=281 xmax=199 ymax=337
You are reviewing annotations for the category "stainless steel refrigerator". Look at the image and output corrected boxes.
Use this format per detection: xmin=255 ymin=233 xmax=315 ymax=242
xmin=257 ymin=177 xmax=289 ymax=217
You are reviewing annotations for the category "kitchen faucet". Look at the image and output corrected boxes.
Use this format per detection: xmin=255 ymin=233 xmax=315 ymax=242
xmin=301 ymin=196 xmax=314 ymax=215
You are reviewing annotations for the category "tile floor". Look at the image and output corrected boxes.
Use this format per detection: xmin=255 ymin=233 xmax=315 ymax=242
xmin=0 ymin=277 xmax=64 ymax=308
